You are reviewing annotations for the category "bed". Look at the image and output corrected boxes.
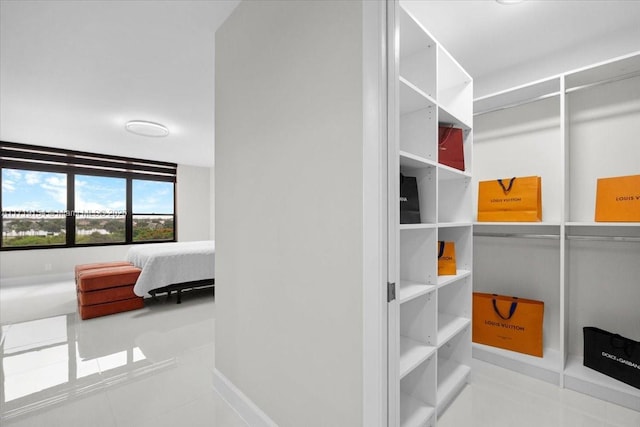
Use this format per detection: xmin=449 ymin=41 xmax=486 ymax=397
xmin=126 ymin=240 xmax=215 ymax=303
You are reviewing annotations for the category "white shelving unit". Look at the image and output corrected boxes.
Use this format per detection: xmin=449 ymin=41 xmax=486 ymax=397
xmin=472 ymin=52 xmax=640 ymax=412
xmin=389 ymin=2 xmax=473 ymax=426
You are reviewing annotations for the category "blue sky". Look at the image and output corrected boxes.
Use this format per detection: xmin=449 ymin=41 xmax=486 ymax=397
xmin=132 ymin=180 xmax=173 ymax=214
xmin=2 ymin=169 xmax=66 ymax=211
xmin=2 ymin=169 xmax=173 ymax=214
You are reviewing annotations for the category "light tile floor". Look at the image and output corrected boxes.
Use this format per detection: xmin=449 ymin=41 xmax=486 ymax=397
xmin=1 ymin=278 xmax=638 ymax=427
xmin=440 ymin=360 xmax=640 ymax=427
xmin=1 ymin=278 xmax=246 ymax=427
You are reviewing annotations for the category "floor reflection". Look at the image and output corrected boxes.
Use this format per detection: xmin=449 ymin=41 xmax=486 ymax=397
xmin=0 ymin=287 xmax=217 ymax=426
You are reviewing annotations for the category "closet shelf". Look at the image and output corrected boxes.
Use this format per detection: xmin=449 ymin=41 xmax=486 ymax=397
xmin=473 ymin=232 xmax=560 ymax=240
xmin=472 ymin=343 xmax=562 ymax=385
xmin=399 ymin=280 xmax=436 ymax=304
xmin=438 ymin=222 xmax=472 ymax=229
xmin=436 ymin=360 xmax=470 ymax=406
xmin=400 ymin=223 xmax=436 ymax=231
xmin=400 ymin=336 xmax=436 ymax=379
xmin=473 ymin=221 xmax=561 ymax=227
xmin=438 ymin=104 xmax=471 ymax=130
xmin=436 ymin=270 xmax=470 ymax=289
xmin=563 ymin=355 xmax=640 ymax=412
xmin=399 ymin=76 xmax=436 ymax=116
xmin=400 ymin=392 xmax=435 ymax=427
xmin=437 ymin=313 xmax=470 ymax=346
xmin=438 ymin=164 xmax=471 ymax=180
xmin=566 ymin=221 xmax=640 ymax=227
xmin=400 ymin=151 xmax=437 ymax=169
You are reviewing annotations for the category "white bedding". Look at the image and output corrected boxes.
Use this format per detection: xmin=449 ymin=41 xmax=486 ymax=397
xmin=126 ymin=240 xmax=215 ymax=297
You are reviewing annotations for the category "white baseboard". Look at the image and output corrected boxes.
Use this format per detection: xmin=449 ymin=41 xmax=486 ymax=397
xmin=212 ymin=369 xmax=278 ymax=427
xmin=0 ymin=272 xmax=74 ymax=288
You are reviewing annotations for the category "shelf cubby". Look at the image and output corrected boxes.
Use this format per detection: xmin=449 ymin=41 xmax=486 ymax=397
xmin=437 ymin=276 xmax=471 ymax=346
xmin=438 ymin=174 xmax=472 ymax=224
xmin=437 ymin=227 xmax=471 ymax=273
xmin=437 ymin=47 xmax=472 ymax=128
xmin=400 ymin=293 xmax=437 ymax=379
xmin=400 ymin=79 xmax=437 ymax=161
xmin=401 ymin=162 xmax=437 ymax=225
xmin=400 ymin=356 xmax=436 ymax=427
xmin=473 ymin=94 xmax=562 ymax=223
xmin=566 ymin=71 xmax=640 ymax=223
xmin=399 ymin=8 xmax=437 ymax=101
xmin=436 ymin=326 xmax=471 ymax=413
xmin=400 ymin=228 xmax=437 ymax=288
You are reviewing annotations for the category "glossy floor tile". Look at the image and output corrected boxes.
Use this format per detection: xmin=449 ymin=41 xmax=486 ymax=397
xmin=0 ymin=278 xmax=246 ymax=427
xmin=439 ymin=359 xmax=640 ymax=427
xmin=2 ymin=279 xmax=638 ymax=427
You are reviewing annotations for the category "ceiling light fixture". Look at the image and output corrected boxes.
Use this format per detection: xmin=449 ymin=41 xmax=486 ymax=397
xmin=125 ymin=120 xmax=169 ymax=137
xmin=496 ymin=0 xmax=525 ymax=4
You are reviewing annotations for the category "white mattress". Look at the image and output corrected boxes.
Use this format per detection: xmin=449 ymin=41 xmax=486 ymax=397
xmin=126 ymin=240 xmax=215 ymax=297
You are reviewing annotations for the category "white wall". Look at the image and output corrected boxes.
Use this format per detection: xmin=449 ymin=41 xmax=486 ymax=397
xmin=1 ymin=163 xmax=212 ymax=283
xmin=176 ymin=164 xmax=212 ymax=242
xmin=214 ymin=1 xmax=365 ymax=425
xmin=209 ymin=165 xmax=215 ymax=239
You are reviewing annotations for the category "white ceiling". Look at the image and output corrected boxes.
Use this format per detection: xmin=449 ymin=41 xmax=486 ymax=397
xmin=2 ymin=0 xmax=639 ymax=167
xmin=0 ymin=0 xmax=239 ymax=167
xmin=403 ymin=0 xmax=640 ymax=97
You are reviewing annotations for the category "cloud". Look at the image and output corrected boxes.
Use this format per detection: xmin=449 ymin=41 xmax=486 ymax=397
xmin=2 ymin=180 xmax=16 ymax=192
xmin=75 ymin=195 xmax=117 ymax=212
xmin=3 ymin=169 xmax=22 ymax=180
xmin=74 ymin=177 xmax=126 ymax=213
xmin=41 ymin=176 xmax=67 ymax=206
xmin=25 ymin=172 xmax=41 ymax=185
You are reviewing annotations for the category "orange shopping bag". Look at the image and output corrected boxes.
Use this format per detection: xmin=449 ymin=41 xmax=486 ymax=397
xmin=437 ymin=241 xmax=456 ymax=276
xmin=595 ymin=174 xmax=640 ymax=222
xmin=472 ymin=292 xmax=544 ymax=357
xmin=477 ymin=176 xmax=542 ymax=222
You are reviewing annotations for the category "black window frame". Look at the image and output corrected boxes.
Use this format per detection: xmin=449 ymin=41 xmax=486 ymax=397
xmin=1 ymin=141 xmax=177 ymax=251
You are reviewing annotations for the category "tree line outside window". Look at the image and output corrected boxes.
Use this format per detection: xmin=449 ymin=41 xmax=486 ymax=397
xmin=0 ymin=142 xmax=176 ymax=250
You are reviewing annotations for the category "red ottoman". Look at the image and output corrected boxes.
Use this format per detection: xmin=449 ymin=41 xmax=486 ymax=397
xmin=76 ymin=265 xmax=143 ymax=320
xmin=74 ymin=261 xmax=133 ymax=283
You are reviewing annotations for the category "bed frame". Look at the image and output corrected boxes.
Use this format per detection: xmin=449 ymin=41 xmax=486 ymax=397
xmin=149 ymin=278 xmax=215 ymax=304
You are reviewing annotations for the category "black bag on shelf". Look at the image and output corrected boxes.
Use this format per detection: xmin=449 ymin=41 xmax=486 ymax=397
xmin=400 ymin=173 xmax=421 ymax=224
xmin=583 ymin=327 xmax=640 ymax=389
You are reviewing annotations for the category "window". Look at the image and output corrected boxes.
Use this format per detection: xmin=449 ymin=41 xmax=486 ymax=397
xmin=132 ymin=179 xmax=175 ymax=242
xmin=0 ymin=141 xmax=177 ymax=250
xmin=75 ymin=175 xmax=126 ymax=244
xmin=1 ymin=169 xmax=67 ymax=247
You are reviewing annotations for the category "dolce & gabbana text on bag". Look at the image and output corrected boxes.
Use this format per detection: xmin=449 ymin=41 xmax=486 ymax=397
xmin=583 ymin=327 xmax=640 ymax=389
xmin=595 ymin=174 xmax=640 ymax=222
xmin=477 ymin=176 xmax=542 ymax=222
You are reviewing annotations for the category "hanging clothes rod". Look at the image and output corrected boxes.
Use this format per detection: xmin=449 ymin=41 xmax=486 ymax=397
xmin=566 ymin=235 xmax=640 ymax=243
xmin=473 ymin=91 xmax=560 ymax=117
xmin=474 ymin=232 xmax=640 ymax=242
xmin=564 ymin=70 xmax=640 ymax=94
xmin=473 ymin=69 xmax=640 ymax=117
xmin=474 ymin=232 xmax=560 ymax=240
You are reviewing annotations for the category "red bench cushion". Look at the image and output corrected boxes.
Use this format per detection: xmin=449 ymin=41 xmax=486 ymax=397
xmin=75 ymin=261 xmax=133 ymax=281
xmin=78 ymin=298 xmax=144 ymax=320
xmin=77 ymin=266 xmax=141 ymax=292
xmin=77 ymin=284 xmax=138 ymax=306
